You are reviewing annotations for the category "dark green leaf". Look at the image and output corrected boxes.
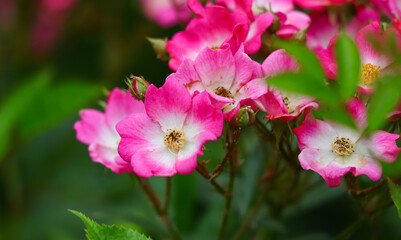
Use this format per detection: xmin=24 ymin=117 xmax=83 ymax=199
xmin=387 ymin=178 xmax=401 ymax=218
xmin=272 ymin=120 xmax=286 ymax=149
xmin=0 ymin=71 xmax=50 ymax=160
xmin=268 ymin=73 xmax=337 ymax=104
xmin=367 ymin=76 xmax=401 ymax=133
xmin=315 ymin=107 xmax=357 ymax=129
xmin=335 ymin=35 xmax=361 ymax=100
xmin=274 ymin=40 xmax=325 ymax=81
xmin=70 ymin=210 xmax=152 ymax=240
xmin=18 ymin=81 xmax=101 ymax=140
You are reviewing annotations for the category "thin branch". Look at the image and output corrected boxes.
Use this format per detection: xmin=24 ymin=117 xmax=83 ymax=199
xmin=216 ymin=126 xmax=239 ymax=240
xmin=163 ymin=177 xmax=172 ymax=214
xmin=196 ymin=165 xmax=228 ymax=196
xmin=132 ymin=174 xmax=182 ymax=240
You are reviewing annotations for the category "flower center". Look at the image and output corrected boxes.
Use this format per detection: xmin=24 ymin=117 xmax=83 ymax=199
xmin=210 ymin=46 xmax=220 ymax=50
xmin=283 ymin=96 xmax=294 ymax=114
xmin=163 ymin=128 xmax=185 ymax=152
xmin=214 ymin=86 xmax=234 ymax=99
xmin=361 ymin=63 xmax=381 ymax=86
xmin=331 ymin=137 xmax=355 ymax=156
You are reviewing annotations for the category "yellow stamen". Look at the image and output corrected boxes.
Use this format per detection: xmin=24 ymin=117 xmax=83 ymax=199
xmin=163 ymin=128 xmax=185 ymax=152
xmin=361 ymin=63 xmax=381 ymax=86
xmin=213 ymin=86 xmax=234 ymax=99
xmin=332 ymin=137 xmax=355 ymax=156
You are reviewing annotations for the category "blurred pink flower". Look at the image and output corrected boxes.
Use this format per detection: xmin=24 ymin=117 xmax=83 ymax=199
xmin=293 ymin=99 xmax=401 ymax=187
xmin=117 ymin=79 xmax=223 ymax=177
xmin=166 ymin=44 xmax=266 ymax=121
xmin=217 ymin=0 xmax=311 ymax=39
xmin=139 ymin=0 xmax=190 ymax=27
xmin=30 ymin=0 xmax=79 ymax=55
xmin=74 ymin=88 xmax=145 ymax=174
xmin=166 ymin=3 xmax=273 ymax=71
xmin=294 ymin=0 xmax=356 ymax=9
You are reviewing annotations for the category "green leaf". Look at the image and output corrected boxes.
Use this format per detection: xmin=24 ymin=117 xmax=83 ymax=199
xmin=274 ymin=40 xmax=325 ymax=81
xmin=387 ymin=178 xmax=401 ymax=218
xmin=367 ymin=76 xmax=401 ymax=133
xmin=18 ymin=81 xmax=101 ymax=140
xmin=70 ymin=210 xmax=152 ymax=240
xmin=268 ymin=73 xmax=338 ymax=104
xmin=335 ymin=35 xmax=361 ymax=100
xmin=315 ymin=106 xmax=357 ymax=129
xmin=271 ymin=120 xmax=286 ymax=149
xmin=0 ymin=71 xmax=50 ymax=160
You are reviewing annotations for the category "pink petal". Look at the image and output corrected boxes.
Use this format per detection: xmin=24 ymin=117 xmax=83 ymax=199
xmin=116 ymin=113 xmax=165 ymax=163
xmin=356 ymin=21 xmax=392 ymax=68
xmin=145 ymin=79 xmax=192 ymax=130
xmin=345 ymin=7 xmax=380 ymax=39
xmin=306 ymin=11 xmax=339 ymax=49
xmin=346 ymin=98 xmax=367 ymax=128
xmin=131 ymin=148 xmax=177 ymax=177
xmin=293 ymin=117 xmax=337 ymax=151
xmin=261 ymin=49 xmax=298 ymax=77
xmin=105 ymin=88 xmax=145 ymax=128
xmin=89 ymin=144 xmax=132 ymax=174
xmin=244 ymin=12 xmax=274 ymax=54
xmin=234 ymin=45 xmax=258 ymax=85
xmin=74 ymin=109 xmax=111 ymax=145
xmin=193 ymin=47 xmax=236 ymax=90
xmin=184 ymin=91 xmax=224 ymax=139
xmin=369 ymin=131 xmax=401 ymax=163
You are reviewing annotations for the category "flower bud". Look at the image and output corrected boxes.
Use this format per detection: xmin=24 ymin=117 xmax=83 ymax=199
xmin=267 ymin=13 xmax=281 ymax=34
xmin=125 ymin=74 xmax=149 ymax=100
xmin=232 ymin=106 xmax=256 ymax=128
xmin=147 ymin=37 xmax=170 ymax=61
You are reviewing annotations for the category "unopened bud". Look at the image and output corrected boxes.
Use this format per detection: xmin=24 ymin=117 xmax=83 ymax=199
xmin=267 ymin=13 xmax=281 ymax=34
xmin=125 ymin=74 xmax=150 ymax=100
xmin=147 ymin=37 xmax=170 ymax=61
xmin=292 ymin=27 xmax=307 ymax=43
xmin=232 ymin=106 xmax=256 ymax=127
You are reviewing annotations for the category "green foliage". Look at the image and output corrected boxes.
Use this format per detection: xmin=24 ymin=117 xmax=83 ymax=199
xmin=367 ymin=76 xmax=401 ymax=133
xmin=0 ymin=71 xmax=50 ymax=161
xmin=18 ymin=81 xmax=101 ymax=140
xmin=268 ymin=73 xmax=337 ymax=104
xmin=335 ymin=35 xmax=361 ymax=100
xmin=387 ymin=178 xmax=401 ymax=218
xmin=70 ymin=210 xmax=152 ymax=240
xmin=274 ymin=40 xmax=325 ymax=81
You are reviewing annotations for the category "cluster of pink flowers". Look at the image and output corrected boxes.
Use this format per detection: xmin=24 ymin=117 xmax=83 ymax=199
xmin=76 ymin=0 xmax=401 ymax=187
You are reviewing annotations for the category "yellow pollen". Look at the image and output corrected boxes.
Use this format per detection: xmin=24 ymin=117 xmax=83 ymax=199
xmin=283 ymin=96 xmax=294 ymax=114
xmin=332 ymin=137 xmax=355 ymax=156
xmin=163 ymin=128 xmax=185 ymax=152
xmin=361 ymin=63 xmax=381 ymax=86
xmin=213 ymin=86 xmax=234 ymax=99
xmin=210 ymin=46 xmax=220 ymax=50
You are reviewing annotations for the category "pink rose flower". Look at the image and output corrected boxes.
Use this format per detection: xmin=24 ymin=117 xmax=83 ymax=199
xmin=74 ymin=88 xmax=145 ymax=174
xmin=139 ymin=0 xmax=190 ymax=28
xmin=166 ymin=3 xmax=274 ymax=71
xmin=251 ymin=49 xmax=319 ymax=121
xmin=166 ymin=44 xmax=266 ymax=121
xmin=370 ymin=0 xmax=401 ymax=19
xmin=293 ymin=99 xmax=401 ymax=187
xmin=294 ymin=0 xmax=356 ymax=9
xmin=217 ymin=0 xmax=311 ymax=39
xmin=116 ymin=79 xmax=223 ymax=177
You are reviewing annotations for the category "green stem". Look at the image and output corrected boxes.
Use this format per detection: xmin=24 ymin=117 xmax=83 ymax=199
xmin=216 ymin=126 xmax=239 ymax=240
xmin=196 ymin=165 xmax=228 ymax=196
xmin=332 ymin=217 xmax=365 ymax=240
xmin=164 ymin=177 xmax=171 ymax=214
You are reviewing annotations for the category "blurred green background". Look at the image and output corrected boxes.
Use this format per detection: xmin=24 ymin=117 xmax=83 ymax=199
xmin=1 ymin=1 xmax=401 ymax=239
